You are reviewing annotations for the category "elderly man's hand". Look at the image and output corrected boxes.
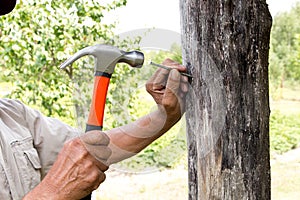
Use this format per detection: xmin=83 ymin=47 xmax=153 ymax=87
xmin=146 ymin=58 xmax=189 ymax=123
xmin=23 ymin=131 xmax=111 ymax=200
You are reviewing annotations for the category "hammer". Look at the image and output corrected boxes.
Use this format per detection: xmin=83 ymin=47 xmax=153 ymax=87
xmin=60 ymin=44 xmax=144 ymax=132
xmin=60 ymin=44 xmax=144 ymax=200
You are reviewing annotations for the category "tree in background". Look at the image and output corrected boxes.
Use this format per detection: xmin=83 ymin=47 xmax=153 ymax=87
xmin=269 ymin=3 xmax=300 ymax=92
xmin=0 ymin=0 xmax=128 ymax=123
xmin=180 ymin=0 xmax=272 ymax=199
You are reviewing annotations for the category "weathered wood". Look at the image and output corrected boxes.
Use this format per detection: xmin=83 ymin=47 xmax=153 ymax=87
xmin=180 ymin=0 xmax=272 ymax=199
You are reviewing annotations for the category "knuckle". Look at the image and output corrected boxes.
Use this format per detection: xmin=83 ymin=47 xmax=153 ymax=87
xmin=76 ymin=148 xmax=90 ymax=162
xmin=82 ymin=157 xmax=95 ymax=170
xmin=90 ymin=170 xmax=106 ymax=189
xmin=89 ymin=166 xmax=100 ymax=178
xmin=90 ymin=169 xmax=99 ymax=180
xmin=93 ymin=182 xmax=101 ymax=190
xmin=86 ymin=171 xmax=102 ymax=190
xmin=103 ymin=146 xmax=112 ymax=159
xmin=145 ymin=82 xmax=152 ymax=91
xmin=83 ymin=130 xmax=111 ymax=146
xmin=99 ymin=172 xmax=106 ymax=183
xmin=63 ymin=138 xmax=81 ymax=152
xmin=91 ymin=172 xmax=106 ymax=190
xmin=101 ymin=132 xmax=110 ymax=145
xmin=101 ymin=163 xmax=109 ymax=171
xmin=64 ymin=138 xmax=77 ymax=148
xmin=73 ymin=137 xmax=83 ymax=146
xmin=162 ymin=58 xmax=173 ymax=65
xmin=162 ymin=99 xmax=174 ymax=110
xmin=96 ymin=159 xmax=109 ymax=171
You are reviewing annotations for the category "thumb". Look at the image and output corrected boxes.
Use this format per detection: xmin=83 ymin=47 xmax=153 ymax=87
xmin=165 ymin=69 xmax=180 ymax=97
xmin=80 ymin=130 xmax=110 ymax=146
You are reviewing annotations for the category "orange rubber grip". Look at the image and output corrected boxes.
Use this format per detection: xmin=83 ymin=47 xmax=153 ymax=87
xmin=87 ymin=75 xmax=110 ymax=128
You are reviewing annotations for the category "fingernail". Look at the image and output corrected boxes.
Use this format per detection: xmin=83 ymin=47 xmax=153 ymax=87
xmin=181 ymin=83 xmax=189 ymax=92
xmin=182 ymin=75 xmax=188 ymax=82
xmin=170 ymin=69 xmax=180 ymax=79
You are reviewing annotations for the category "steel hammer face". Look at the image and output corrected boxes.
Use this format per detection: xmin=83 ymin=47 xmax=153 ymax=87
xmin=60 ymin=44 xmax=144 ymax=132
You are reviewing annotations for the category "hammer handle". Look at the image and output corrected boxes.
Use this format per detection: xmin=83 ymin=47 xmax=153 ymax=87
xmin=82 ymin=72 xmax=111 ymax=200
xmin=85 ymin=72 xmax=111 ymax=132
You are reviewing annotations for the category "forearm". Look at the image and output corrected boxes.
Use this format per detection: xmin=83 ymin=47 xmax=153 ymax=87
xmin=106 ymin=108 xmax=181 ymax=164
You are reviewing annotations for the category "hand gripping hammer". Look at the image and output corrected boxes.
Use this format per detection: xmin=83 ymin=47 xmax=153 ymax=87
xmin=60 ymin=44 xmax=144 ymax=133
xmin=60 ymin=44 xmax=143 ymax=199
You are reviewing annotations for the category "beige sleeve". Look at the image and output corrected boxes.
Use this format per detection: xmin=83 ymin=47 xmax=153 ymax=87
xmin=2 ymin=98 xmax=81 ymax=177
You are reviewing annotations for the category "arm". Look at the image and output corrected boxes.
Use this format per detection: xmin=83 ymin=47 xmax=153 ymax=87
xmin=23 ymin=58 xmax=188 ymax=198
xmin=106 ymin=58 xmax=189 ymax=164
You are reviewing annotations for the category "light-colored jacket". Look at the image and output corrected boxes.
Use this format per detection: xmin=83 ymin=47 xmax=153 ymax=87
xmin=0 ymin=98 xmax=79 ymax=199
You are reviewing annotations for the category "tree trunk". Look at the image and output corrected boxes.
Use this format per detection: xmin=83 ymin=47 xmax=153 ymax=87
xmin=180 ymin=0 xmax=272 ymax=199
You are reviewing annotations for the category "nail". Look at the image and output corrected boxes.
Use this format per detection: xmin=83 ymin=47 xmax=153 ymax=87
xmin=149 ymin=61 xmax=193 ymax=78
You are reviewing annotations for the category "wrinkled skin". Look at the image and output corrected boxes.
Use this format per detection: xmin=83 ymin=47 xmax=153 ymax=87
xmin=23 ymin=131 xmax=111 ymax=200
xmin=146 ymin=58 xmax=189 ymax=120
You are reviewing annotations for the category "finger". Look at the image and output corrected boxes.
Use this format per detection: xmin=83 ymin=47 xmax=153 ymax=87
xmin=86 ymin=146 xmax=112 ymax=161
xmin=180 ymin=76 xmax=189 ymax=93
xmin=97 ymin=171 xmax=106 ymax=185
xmin=165 ymin=69 xmax=181 ymax=99
xmin=162 ymin=58 xmax=186 ymax=72
xmin=90 ymin=169 xmax=106 ymax=190
xmin=81 ymin=130 xmax=110 ymax=146
xmin=152 ymin=67 xmax=169 ymax=84
xmin=181 ymin=74 xmax=189 ymax=83
xmin=94 ymin=158 xmax=109 ymax=171
xmin=146 ymin=67 xmax=169 ymax=92
xmin=180 ymin=81 xmax=189 ymax=93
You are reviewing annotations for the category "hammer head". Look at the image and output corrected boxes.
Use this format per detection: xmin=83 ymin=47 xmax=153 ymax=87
xmin=60 ymin=44 xmax=144 ymax=74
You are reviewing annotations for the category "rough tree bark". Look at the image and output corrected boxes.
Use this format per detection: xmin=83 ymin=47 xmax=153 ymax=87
xmin=180 ymin=0 xmax=272 ymax=199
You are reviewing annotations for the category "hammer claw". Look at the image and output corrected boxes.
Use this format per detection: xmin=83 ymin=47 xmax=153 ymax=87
xmin=60 ymin=44 xmax=144 ymax=74
xmin=60 ymin=47 xmax=92 ymax=69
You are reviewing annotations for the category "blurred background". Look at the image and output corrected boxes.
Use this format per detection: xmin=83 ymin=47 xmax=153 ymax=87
xmin=0 ymin=0 xmax=299 ymax=199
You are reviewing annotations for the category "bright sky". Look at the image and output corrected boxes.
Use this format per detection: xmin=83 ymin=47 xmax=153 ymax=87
xmin=102 ymin=0 xmax=181 ymax=33
xmin=103 ymin=0 xmax=300 ymax=33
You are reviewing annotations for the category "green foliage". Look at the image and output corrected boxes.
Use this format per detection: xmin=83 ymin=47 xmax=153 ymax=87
xmin=0 ymin=0 xmax=127 ymax=121
xmin=270 ymin=110 xmax=300 ymax=154
xmin=269 ymin=3 xmax=300 ymax=94
xmin=293 ymin=34 xmax=300 ymax=81
xmin=269 ymin=4 xmax=300 ymax=156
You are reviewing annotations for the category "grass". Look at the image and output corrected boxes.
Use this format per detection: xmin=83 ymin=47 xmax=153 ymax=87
xmin=270 ymin=110 xmax=300 ymax=154
xmin=271 ymin=149 xmax=300 ymax=200
xmin=270 ymin=87 xmax=300 ymax=200
xmin=270 ymin=87 xmax=300 ymax=115
xmin=270 ymin=87 xmax=300 ymax=155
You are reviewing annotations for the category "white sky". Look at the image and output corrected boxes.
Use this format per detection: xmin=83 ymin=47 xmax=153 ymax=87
xmin=102 ymin=0 xmax=300 ymax=33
